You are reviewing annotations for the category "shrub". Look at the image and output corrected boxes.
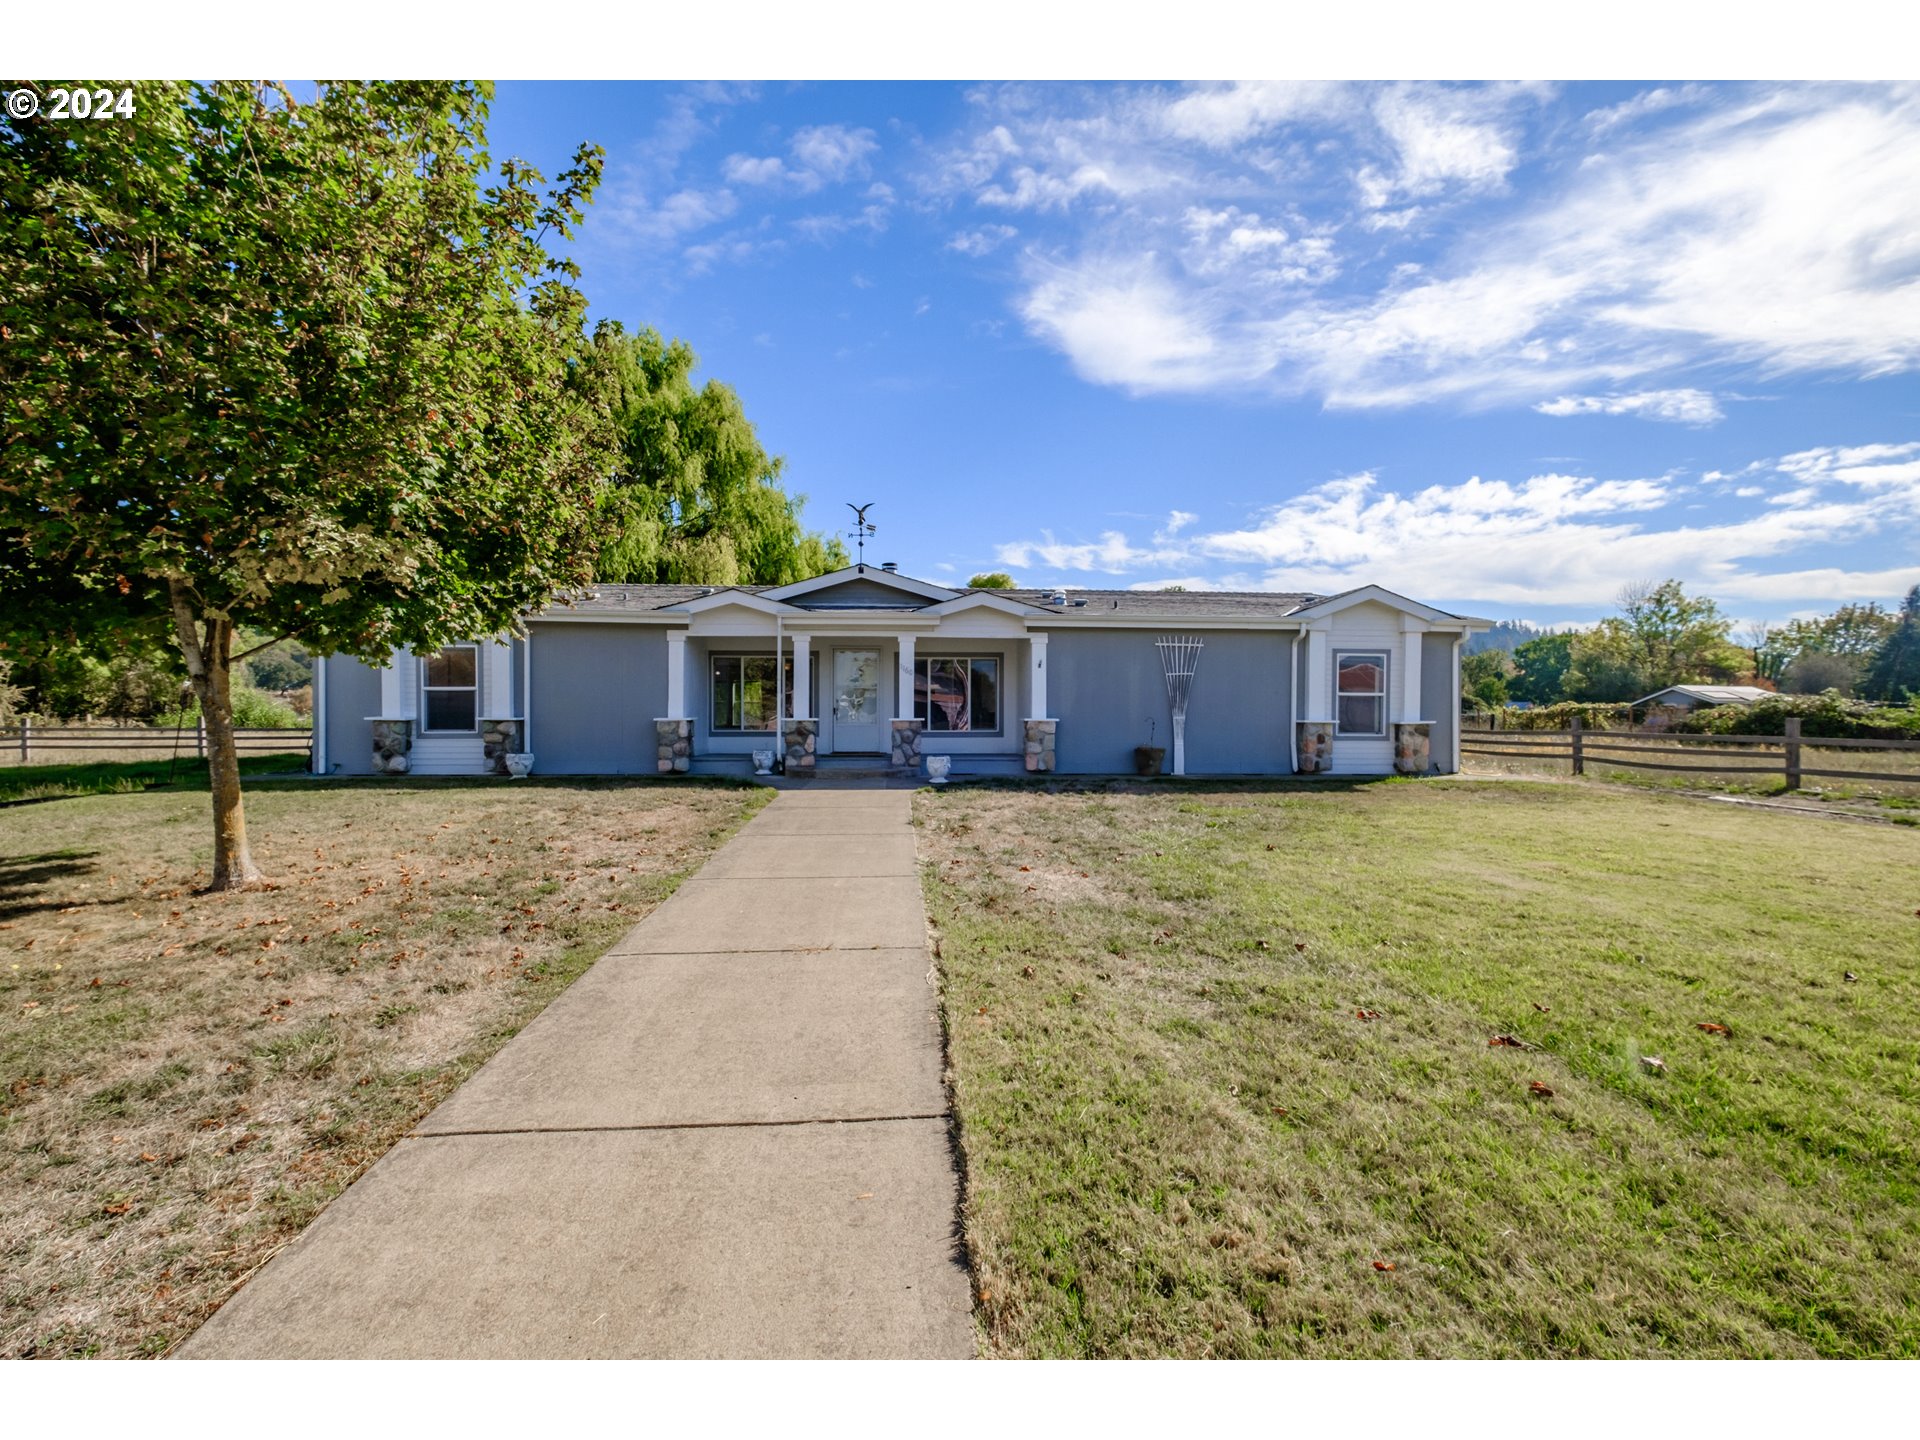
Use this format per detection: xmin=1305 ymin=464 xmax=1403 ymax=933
xmin=1674 ymin=691 xmax=1920 ymax=740
xmin=155 ymin=686 xmax=309 ymax=730
xmin=1486 ymin=701 xmax=1632 ymax=731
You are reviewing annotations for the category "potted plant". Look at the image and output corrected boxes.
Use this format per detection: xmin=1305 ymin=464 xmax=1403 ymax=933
xmin=1134 ymin=720 xmax=1165 ymax=776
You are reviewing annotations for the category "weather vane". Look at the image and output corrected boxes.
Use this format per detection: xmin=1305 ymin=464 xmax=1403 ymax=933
xmin=847 ymin=502 xmax=876 ymax=566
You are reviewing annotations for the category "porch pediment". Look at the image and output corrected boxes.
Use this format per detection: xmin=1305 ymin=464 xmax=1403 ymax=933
xmin=758 ymin=565 xmax=961 ymax=609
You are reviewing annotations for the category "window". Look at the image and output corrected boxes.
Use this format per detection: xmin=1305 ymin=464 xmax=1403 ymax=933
xmin=421 ymin=645 xmax=479 ymax=732
xmin=711 ymin=654 xmax=810 ymax=732
xmin=914 ymin=656 xmax=1000 ymax=732
xmin=1335 ymin=652 xmax=1387 ymax=736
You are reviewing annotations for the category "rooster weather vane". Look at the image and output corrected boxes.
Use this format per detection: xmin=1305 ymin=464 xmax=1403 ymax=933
xmin=847 ymin=502 xmax=877 ymax=566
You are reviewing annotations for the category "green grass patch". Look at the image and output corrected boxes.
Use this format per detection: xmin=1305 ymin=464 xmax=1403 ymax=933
xmin=916 ymin=778 xmax=1920 ymax=1358
xmin=0 ymin=753 xmax=310 ymax=805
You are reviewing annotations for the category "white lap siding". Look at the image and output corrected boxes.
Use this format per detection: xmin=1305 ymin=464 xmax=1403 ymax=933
xmin=1326 ymin=602 xmax=1402 ymax=776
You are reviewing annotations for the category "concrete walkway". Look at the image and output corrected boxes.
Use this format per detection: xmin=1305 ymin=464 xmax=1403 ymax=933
xmin=180 ymin=787 xmax=973 ymax=1359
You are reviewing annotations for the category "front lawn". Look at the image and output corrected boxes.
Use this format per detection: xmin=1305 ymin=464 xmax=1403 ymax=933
xmin=0 ymin=777 xmax=767 ymax=1358
xmin=916 ymin=778 xmax=1920 ymax=1358
xmin=0 ymin=754 xmax=311 ymax=806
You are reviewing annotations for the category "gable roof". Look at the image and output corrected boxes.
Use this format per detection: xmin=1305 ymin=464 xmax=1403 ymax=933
xmin=760 ymin=565 xmax=962 ymax=606
xmin=1635 ymin=684 xmax=1775 ymax=707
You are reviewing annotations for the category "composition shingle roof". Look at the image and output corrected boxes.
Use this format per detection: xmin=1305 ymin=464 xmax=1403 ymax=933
xmin=541 ymin=582 xmax=1331 ymax=618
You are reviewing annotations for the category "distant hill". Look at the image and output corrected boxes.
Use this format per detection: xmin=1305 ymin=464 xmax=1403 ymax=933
xmin=1466 ymin=620 xmax=1552 ymax=655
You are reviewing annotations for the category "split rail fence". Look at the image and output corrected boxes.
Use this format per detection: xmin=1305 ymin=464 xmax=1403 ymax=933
xmin=1460 ymin=716 xmax=1920 ymax=791
xmin=2 ymin=722 xmax=313 ymax=768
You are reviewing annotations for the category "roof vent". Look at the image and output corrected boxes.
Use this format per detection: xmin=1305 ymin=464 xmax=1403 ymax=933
xmin=1071 ymin=598 xmax=1088 ymax=607
xmin=1049 ymin=590 xmax=1068 ymax=606
xmin=881 ymin=561 xmax=898 ymax=573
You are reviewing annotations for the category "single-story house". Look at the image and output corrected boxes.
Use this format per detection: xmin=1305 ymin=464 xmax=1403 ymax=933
xmin=312 ymin=565 xmax=1490 ymax=780
xmin=1633 ymin=684 xmax=1774 ymax=713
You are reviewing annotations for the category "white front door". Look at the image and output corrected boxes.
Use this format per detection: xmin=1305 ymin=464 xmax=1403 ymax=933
xmin=829 ymin=648 xmax=884 ymax=753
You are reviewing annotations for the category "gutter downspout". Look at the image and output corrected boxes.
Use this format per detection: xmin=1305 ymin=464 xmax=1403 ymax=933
xmin=1287 ymin=632 xmax=1301 ymax=774
xmin=774 ymin=613 xmax=785 ymax=773
xmin=1451 ymin=635 xmax=1464 ymax=775
xmin=522 ymin=631 xmax=532 ymax=756
xmin=313 ymin=653 xmax=327 ymax=775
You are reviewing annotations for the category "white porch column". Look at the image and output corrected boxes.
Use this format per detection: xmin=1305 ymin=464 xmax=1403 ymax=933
xmin=665 ymin=631 xmax=688 ymax=717
xmin=896 ymin=633 xmax=916 ymax=720
xmin=1028 ymin=634 xmax=1049 ymax=718
xmin=379 ymin=645 xmax=417 ymax=720
xmin=1400 ymin=616 xmax=1424 ymax=722
xmin=790 ymin=634 xmax=813 ymax=718
xmin=1304 ymin=626 xmax=1331 ymax=722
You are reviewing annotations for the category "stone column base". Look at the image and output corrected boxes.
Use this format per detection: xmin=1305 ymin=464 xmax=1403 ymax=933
xmin=1393 ymin=722 xmax=1432 ymax=775
xmin=782 ymin=718 xmax=817 ymax=775
xmin=1296 ymin=721 xmax=1333 ymax=775
xmin=481 ymin=717 xmax=523 ymax=776
xmin=371 ymin=719 xmax=412 ymax=776
xmin=890 ymin=718 xmax=925 ymax=774
xmin=1024 ymin=718 xmax=1058 ymax=773
xmin=654 ymin=718 xmax=692 ymax=775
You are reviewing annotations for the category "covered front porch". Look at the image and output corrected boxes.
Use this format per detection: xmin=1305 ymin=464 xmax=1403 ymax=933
xmin=653 ymin=622 xmax=1057 ymax=778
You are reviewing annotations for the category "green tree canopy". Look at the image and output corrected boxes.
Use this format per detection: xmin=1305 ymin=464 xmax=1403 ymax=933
xmin=967 ymin=572 xmax=1016 ymax=590
xmin=1863 ymin=586 xmax=1920 ymax=701
xmin=1508 ymin=631 xmax=1574 ymax=705
xmin=1 ymin=80 xmax=618 ymax=885
xmin=1565 ymin=580 xmax=1739 ymax=700
xmin=1461 ymin=649 xmax=1515 ymax=709
xmin=588 ymin=325 xmax=845 ymax=586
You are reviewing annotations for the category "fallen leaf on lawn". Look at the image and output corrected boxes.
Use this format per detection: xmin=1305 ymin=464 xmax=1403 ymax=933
xmin=1021 ymin=965 xmax=1035 ymax=978
xmin=1528 ymin=1081 xmax=1555 ymax=1097
xmin=1639 ymin=1055 xmax=1667 ymax=1074
xmin=1531 ymin=1002 xmax=1551 ymax=1013
xmin=1018 ymin=865 xmax=1031 ymax=872
xmin=1355 ymin=1008 xmax=1382 ymax=1021
xmin=103 ymin=1201 xmax=134 ymax=1216
xmin=1373 ymin=1260 xmax=1396 ymax=1272
xmin=1488 ymin=1034 xmax=1536 ymax=1050
xmin=1256 ymin=940 xmax=1270 ymax=950
xmin=855 ymin=1192 xmax=874 ymax=1200
xmin=1843 ymin=972 xmax=1858 ymax=983
xmin=1696 ymin=1022 xmax=1731 ymax=1036
xmin=1294 ymin=942 xmax=1306 ymax=952
xmin=1270 ymin=1106 xmax=1289 ymax=1115
xmin=139 ymin=1152 xmax=159 ymax=1163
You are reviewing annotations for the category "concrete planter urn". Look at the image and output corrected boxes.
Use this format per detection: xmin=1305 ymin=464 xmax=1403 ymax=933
xmin=751 ymin=748 xmax=775 ymax=776
xmin=504 ymin=752 xmax=534 ymax=778
xmin=924 ymin=754 xmax=953 ymax=784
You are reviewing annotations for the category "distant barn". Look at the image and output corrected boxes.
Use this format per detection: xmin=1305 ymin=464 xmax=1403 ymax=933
xmin=1634 ymin=684 xmax=1774 ymax=727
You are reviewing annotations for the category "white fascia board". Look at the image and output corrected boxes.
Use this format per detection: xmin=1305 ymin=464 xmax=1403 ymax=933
xmin=523 ymin=610 xmax=689 ymax=625
xmin=674 ymin=590 xmax=792 ymax=616
xmin=921 ymin=591 xmax=1049 ymax=619
xmin=1288 ymin=585 xmax=1464 ymax=625
xmin=1027 ymin=615 xmax=1308 ymax=631
xmin=760 ymin=565 xmax=961 ymax=605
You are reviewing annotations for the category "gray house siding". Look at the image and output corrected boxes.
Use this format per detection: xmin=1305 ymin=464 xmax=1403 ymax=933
xmin=321 ymin=655 xmax=383 ymax=775
xmin=1421 ymin=632 xmax=1460 ymax=775
xmin=1049 ymin=629 xmax=1295 ymax=774
xmin=791 ymin=577 xmax=931 ymax=609
xmin=528 ymin=623 xmax=666 ymax=774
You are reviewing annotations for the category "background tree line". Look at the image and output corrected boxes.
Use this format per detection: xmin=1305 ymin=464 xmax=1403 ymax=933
xmin=1462 ymin=580 xmax=1920 ymax=710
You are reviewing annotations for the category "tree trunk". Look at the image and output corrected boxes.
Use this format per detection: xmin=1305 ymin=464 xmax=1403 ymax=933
xmin=169 ymin=585 xmax=265 ymax=890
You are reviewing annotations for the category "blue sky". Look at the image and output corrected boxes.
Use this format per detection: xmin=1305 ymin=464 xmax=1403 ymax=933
xmin=485 ymin=80 xmax=1920 ymax=627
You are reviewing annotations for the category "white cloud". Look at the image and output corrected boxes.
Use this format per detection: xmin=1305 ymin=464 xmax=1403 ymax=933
xmin=790 ymin=124 xmax=879 ymax=187
xmin=934 ymin=83 xmax=1920 ymax=410
xmin=605 ymin=186 xmax=738 ymax=245
xmin=1156 ymin=510 xmax=1198 ymax=540
xmin=1535 ymin=389 xmax=1726 ymax=424
xmin=723 ymin=153 xmax=787 ymax=186
xmin=991 ymin=445 xmax=1920 ymax=608
xmin=948 ymin=224 xmax=1018 ymax=257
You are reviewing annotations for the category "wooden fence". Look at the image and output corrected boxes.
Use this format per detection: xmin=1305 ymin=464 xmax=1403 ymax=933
xmin=1 ymin=722 xmax=312 ymax=768
xmin=1460 ymin=716 xmax=1920 ymax=789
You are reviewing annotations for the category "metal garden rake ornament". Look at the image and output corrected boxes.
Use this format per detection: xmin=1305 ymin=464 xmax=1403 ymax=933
xmin=1155 ymin=635 xmax=1204 ymax=777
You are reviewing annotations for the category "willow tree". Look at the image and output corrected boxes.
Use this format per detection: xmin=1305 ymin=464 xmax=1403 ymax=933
xmin=588 ymin=325 xmax=846 ymax=585
xmin=0 ymin=81 xmax=617 ymax=887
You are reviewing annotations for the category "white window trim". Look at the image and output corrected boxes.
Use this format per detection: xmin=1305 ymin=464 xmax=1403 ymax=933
xmin=420 ymin=643 xmax=481 ymax=734
xmin=711 ymin=650 xmax=817 ymax=734
xmin=1333 ymin=649 xmax=1389 ymax=738
xmin=914 ymin=654 xmax=1004 ymax=735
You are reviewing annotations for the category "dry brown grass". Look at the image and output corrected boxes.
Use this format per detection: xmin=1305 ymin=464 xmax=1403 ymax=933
xmin=0 ymin=777 xmax=766 ymax=1358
